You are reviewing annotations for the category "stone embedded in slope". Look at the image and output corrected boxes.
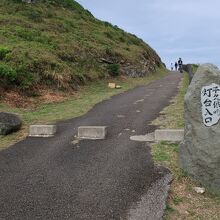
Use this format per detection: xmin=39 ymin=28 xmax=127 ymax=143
xmin=179 ymin=64 xmax=220 ymax=195
xmin=0 ymin=112 xmax=22 ymax=135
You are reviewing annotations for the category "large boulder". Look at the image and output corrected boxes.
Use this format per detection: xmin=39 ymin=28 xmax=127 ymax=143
xmin=0 ymin=112 xmax=22 ymax=135
xmin=179 ymin=64 xmax=220 ymax=195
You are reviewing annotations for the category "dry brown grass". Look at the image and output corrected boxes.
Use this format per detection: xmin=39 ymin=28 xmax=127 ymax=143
xmin=167 ymin=177 xmax=220 ymax=220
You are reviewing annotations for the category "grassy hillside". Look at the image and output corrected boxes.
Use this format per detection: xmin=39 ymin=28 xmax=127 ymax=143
xmin=0 ymin=0 xmax=163 ymax=94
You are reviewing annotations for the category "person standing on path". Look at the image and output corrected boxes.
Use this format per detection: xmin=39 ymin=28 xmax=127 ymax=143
xmin=171 ymin=63 xmax=174 ymax=71
xmin=175 ymin=62 xmax=178 ymax=71
xmin=178 ymin=58 xmax=183 ymax=73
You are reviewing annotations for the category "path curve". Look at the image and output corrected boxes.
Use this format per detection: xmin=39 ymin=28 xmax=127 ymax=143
xmin=0 ymin=72 xmax=182 ymax=220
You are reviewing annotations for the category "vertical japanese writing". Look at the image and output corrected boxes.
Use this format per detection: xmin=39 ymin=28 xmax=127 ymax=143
xmin=201 ymin=83 xmax=220 ymax=126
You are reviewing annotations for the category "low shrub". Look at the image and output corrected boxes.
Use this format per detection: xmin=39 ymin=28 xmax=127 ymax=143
xmin=8 ymin=0 xmax=22 ymax=3
xmin=119 ymin=36 xmax=126 ymax=43
xmin=85 ymin=9 xmax=93 ymax=17
xmin=23 ymin=10 xmax=43 ymax=22
xmin=58 ymin=51 xmax=76 ymax=62
xmin=127 ymin=34 xmax=142 ymax=46
xmin=125 ymin=47 xmax=130 ymax=51
xmin=106 ymin=64 xmax=119 ymax=77
xmin=16 ymin=65 xmax=37 ymax=89
xmin=0 ymin=47 xmax=11 ymax=60
xmin=104 ymin=32 xmax=113 ymax=39
xmin=105 ymin=47 xmax=115 ymax=56
xmin=46 ymin=10 xmax=55 ymax=18
xmin=0 ymin=64 xmax=17 ymax=83
xmin=75 ymin=72 xmax=87 ymax=84
xmin=46 ymin=0 xmax=85 ymax=13
xmin=0 ymin=63 xmax=36 ymax=88
xmin=103 ymin=21 xmax=113 ymax=28
xmin=15 ymin=27 xmax=53 ymax=46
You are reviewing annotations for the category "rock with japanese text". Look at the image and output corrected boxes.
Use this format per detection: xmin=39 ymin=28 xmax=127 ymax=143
xmin=179 ymin=64 xmax=220 ymax=196
xmin=201 ymin=83 xmax=220 ymax=126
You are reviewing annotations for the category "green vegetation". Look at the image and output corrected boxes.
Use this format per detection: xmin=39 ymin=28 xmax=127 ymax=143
xmin=0 ymin=69 xmax=167 ymax=150
xmin=0 ymin=0 xmax=162 ymax=91
xmin=0 ymin=46 xmax=11 ymax=60
xmin=151 ymin=73 xmax=220 ymax=219
xmin=191 ymin=64 xmax=199 ymax=73
xmin=106 ymin=64 xmax=120 ymax=77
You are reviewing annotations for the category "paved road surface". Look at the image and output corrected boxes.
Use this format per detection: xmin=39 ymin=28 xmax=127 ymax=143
xmin=0 ymin=72 xmax=182 ymax=220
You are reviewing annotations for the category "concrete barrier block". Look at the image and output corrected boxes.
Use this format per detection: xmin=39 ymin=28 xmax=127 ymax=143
xmin=130 ymin=133 xmax=155 ymax=142
xmin=78 ymin=126 xmax=107 ymax=140
xmin=29 ymin=125 xmax=56 ymax=137
xmin=155 ymin=129 xmax=184 ymax=142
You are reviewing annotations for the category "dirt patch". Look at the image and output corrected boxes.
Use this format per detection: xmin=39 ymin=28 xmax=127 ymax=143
xmin=38 ymin=90 xmax=68 ymax=104
xmin=3 ymin=91 xmax=30 ymax=108
xmin=1 ymin=89 xmax=70 ymax=109
xmin=166 ymin=177 xmax=220 ymax=220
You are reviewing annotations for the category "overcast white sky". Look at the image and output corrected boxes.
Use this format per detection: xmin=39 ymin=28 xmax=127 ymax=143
xmin=77 ymin=0 xmax=220 ymax=68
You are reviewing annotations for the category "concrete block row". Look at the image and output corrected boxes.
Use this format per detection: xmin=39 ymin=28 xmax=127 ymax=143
xmin=29 ymin=125 xmax=107 ymax=140
xmin=29 ymin=125 xmax=183 ymax=142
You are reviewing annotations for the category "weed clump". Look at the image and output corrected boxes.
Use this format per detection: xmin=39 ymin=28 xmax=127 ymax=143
xmin=107 ymin=64 xmax=120 ymax=77
xmin=0 ymin=47 xmax=11 ymax=60
xmin=0 ymin=63 xmax=36 ymax=89
xmin=23 ymin=10 xmax=43 ymax=22
xmin=0 ymin=64 xmax=17 ymax=83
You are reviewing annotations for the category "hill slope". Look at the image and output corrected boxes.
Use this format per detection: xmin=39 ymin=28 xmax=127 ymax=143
xmin=0 ymin=0 xmax=163 ymax=93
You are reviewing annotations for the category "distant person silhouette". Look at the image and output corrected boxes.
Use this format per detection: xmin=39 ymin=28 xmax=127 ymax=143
xmin=175 ymin=62 xmax=178 ymax=71
xmin=171 ymin=63 xmax=174 ymax=71
xmin=178 ymin=58 xmax=183 ymax=73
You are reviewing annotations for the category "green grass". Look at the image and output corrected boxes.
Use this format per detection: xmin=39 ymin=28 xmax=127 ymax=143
xmin=0 ymin=68 xmax=167 ymax=150
xmin=0 ymin=0 xmax=162 ymax=91
xmin=191 ymin=64 xmax=199 ymax=73
xmin=151 ymin=73 xmax=220 ymax=220
xmin=172 ymin=196 xmax=183 ymax=205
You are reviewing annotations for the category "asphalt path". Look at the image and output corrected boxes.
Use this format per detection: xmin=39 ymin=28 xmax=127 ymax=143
xmin=0 ymin=72 xmax=182 ymax=220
